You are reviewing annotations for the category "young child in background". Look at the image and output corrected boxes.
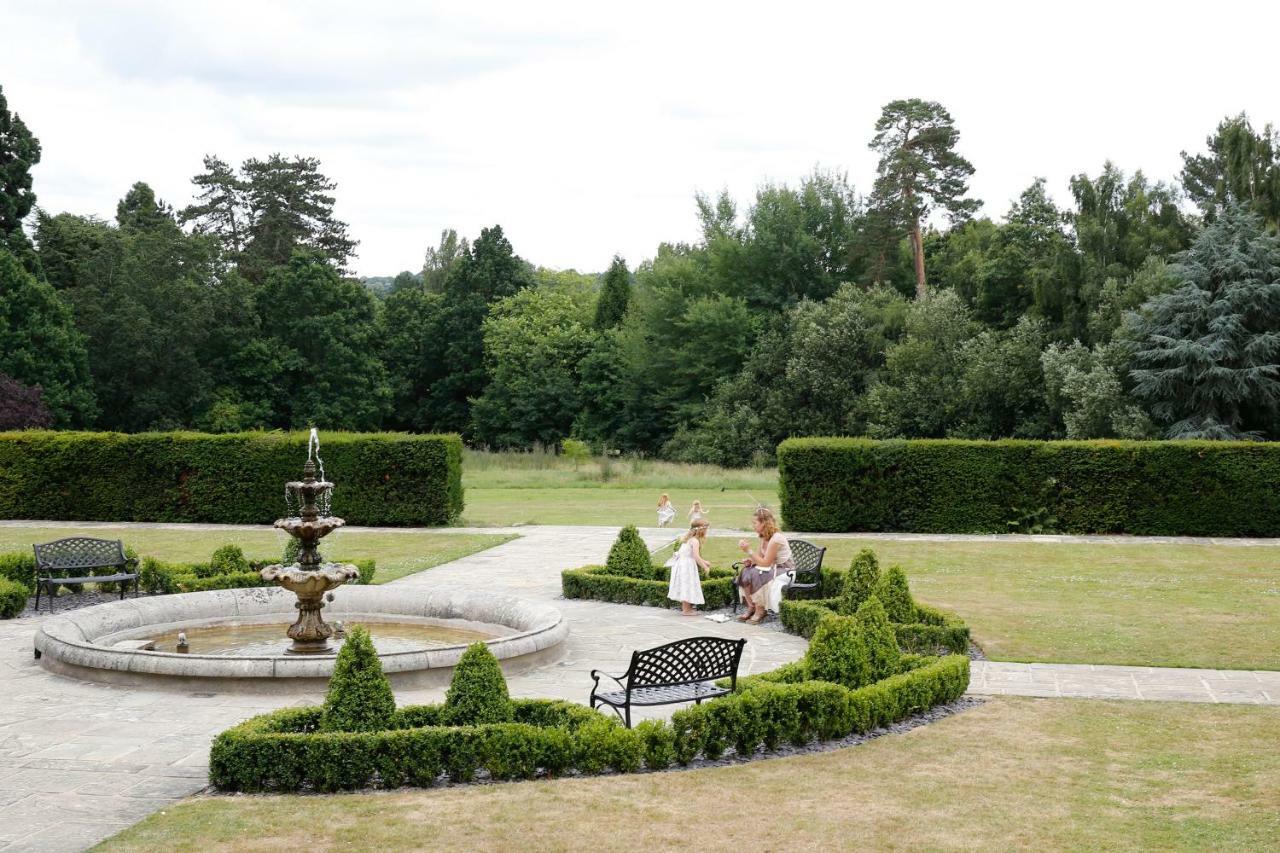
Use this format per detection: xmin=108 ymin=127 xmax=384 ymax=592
xmin=657 ymin=494 xmax=676 ymax=527
xmin=688 ymin=500 xmax=707 ymax=524
xmin=666 ymin=518 xmax=711 ymax=615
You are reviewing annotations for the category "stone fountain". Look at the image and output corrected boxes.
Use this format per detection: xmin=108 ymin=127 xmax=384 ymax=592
xmin=260 ymin=448 xmax=359 ymax=655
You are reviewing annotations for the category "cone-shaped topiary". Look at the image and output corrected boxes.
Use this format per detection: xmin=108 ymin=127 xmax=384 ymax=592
xmin=210 ymin=544 xmax=250 ymax=574
xmin=605 ymin=524 xmax=653 ymax=579
xmin=838 ymin=548 xmax=881 ymax=615
xmin=804 ymin=614 xmax=871 ymax=688
xmin=443 ymin=642 xmax=514 ymax=725
xmin=855 ymin=596 xmax=900 ymax=681
xmin=874 ymin=564 xmax=916 ymax=623
xmin=319 ymin=625 xmax=396 ymax=732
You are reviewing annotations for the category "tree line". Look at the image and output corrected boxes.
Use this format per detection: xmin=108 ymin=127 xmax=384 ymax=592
xmin=2 ymin=86 xmax=1279 ymax=463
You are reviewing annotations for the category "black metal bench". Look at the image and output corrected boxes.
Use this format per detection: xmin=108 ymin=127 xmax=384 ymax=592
xmin=33 ymin=537 xmax=138 ymax=613
xmin=590 ymin=636 xmax=746 ymax=728
xmin=731 ymin=537 xmax=827 ymax=613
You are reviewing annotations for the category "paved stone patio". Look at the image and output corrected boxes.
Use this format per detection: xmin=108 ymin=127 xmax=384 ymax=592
xmin=0 ymin=523 xmax=1277 ymax=852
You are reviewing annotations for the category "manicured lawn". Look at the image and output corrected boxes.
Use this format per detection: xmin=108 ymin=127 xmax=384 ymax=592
xmin=95 ymin=698 xmax=1280 ymax=851
xmin=459 ymin=449 xmax=777 ymax=528
xmin=0 ymin=526 xmax=515 ymax=586
xmin=695 ymin=537 xmax=1280 ymax=670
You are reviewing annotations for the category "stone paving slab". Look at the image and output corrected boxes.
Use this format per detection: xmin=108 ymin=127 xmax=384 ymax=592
xmin=970 ymin=660 xmax=1277 ymax=704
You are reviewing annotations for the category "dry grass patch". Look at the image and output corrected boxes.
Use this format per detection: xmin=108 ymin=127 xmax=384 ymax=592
xmin=98 ymin=698 xmax=1280 ymax=852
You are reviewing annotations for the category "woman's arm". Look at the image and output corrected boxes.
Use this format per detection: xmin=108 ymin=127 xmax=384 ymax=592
xmin=690 ymin=538 xmax=712 ymax=572
xmin=746 ymin=536 xmax=781 ymax=567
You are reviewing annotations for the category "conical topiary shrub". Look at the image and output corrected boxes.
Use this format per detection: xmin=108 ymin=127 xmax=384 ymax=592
xmin=855 ymin=596 xmax=900 ymax=681
xmin=874 ymin=565 xmax=916 ymax=623
xmin=838 ymin=548 xmax=881 ymax=615
xmin=804 ymin=614 xmax=871 ymax=689
xmin=605 ymin=525 xmax=653 ymax=579
xmin=319 ymin=625 xmax=396 ymax=732
xmin=443 ymin=642 xmax=514 ymax=725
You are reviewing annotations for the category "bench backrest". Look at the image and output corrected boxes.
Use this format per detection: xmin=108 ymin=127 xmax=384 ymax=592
xmin=33 ymin=537 xmax=128 ymax=572
xmin=789 ymin=538 xmax=826 ymax=583
xmin=627 ymin=636 xmax=747 ymax=690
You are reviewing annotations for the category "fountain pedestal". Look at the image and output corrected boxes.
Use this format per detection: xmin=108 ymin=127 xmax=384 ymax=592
xmin=261 ymin=455 xmax=359 ymax=655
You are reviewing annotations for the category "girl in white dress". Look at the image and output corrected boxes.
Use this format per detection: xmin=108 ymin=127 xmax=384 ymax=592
xmin=688 ymin=500 xmax=707 ymax=524
xmin=666 ymin=519 xmax=711 ymax=615
xmin=657 ymin=493 xmax=677 ymax=527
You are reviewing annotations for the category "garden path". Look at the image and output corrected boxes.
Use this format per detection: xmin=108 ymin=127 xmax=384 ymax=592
xmin=0 ymin=522 xmax=1277 ymax=852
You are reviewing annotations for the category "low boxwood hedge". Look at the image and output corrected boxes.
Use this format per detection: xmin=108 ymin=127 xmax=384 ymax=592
xmin=0 ymin=430 xmax=463 ymax=526
xmin=561 ymin=565 xmax=737 ymax=610
xmin=0 ymin=577 xmax=26 ymax=618
xmin=210 ymin=655 xmax=969 ymax=792
xmin=778 ymin=436 xmax=1280 ymax=536
xmin=779 ymin=598 xmax=969 ymax=654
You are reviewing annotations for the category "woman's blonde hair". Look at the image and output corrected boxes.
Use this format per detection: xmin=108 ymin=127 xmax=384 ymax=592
xmin=658 ymin=493 xmax=670 ymax=507
xmin=753 ymin=506 xmax=779 ymax=541
xmin=682 ymin=518 xmax=709 ymax=543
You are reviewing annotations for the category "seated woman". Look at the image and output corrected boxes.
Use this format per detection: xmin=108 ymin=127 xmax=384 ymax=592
xmin=734 ymin=507 xmax=794 ymax=624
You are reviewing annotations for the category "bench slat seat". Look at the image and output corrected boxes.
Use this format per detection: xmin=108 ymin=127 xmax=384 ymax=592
xmin=590 ymin=636 xmax=746 ymax=727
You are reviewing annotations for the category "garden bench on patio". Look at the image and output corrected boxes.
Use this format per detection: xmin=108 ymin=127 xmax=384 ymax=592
xmin=33 ymin=537 xmax=138 ymax=613
xmin=589 ymin=636 xmax=746 ymax=728
xmin=731 ymin=537 xmax=827 ymax=613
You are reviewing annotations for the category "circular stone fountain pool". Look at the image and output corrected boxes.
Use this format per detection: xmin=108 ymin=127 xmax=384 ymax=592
xmin=34 ymin=585 xmax=568 ymax=690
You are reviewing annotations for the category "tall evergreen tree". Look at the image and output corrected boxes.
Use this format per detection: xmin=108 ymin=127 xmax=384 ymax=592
xmin=868 ymin=99 xmax=979 ymax=298
xmin=1129 ymin=207 xmax=1280 ymax=439
xmin=0 ymin=250 xmax=96 ymax=425
xmin=117 ymin=182 xmax=176 ymax=232
xmin=593 ymin=255 xmax=631 ymax=329
xmin=1181 ymin=114 xmax=1280 ymax=230
xmin=179 ymin=155 xmax=246 ymax=256
xmin=0 ymin=85 xmax=41 ymax=271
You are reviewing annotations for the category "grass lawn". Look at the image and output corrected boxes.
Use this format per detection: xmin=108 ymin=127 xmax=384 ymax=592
xmin=95 ymin=697 xmax=1280 ymax=852
xmin=694 ymin=536 xmax=1280 ymax=670
xmin=460 ymin=449 xmax=777 ymax=528
xmin=0 ymin=526 xmax=515 ymax=586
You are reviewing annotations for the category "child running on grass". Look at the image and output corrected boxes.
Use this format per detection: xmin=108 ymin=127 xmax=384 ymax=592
xmin=666 ymin=518 xmax=711 ymax=615
xmin=688 ymin=500 xmax=707 ymax=524
xmin=657 ymin=493 xmax=676 ymax=527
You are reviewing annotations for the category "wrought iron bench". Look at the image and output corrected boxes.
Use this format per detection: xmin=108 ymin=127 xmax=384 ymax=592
xmin=33 ymin=537 xmax=138 ymax=613
xmin=589 ymin=636 xmax=747 ymax=728
xmin=731 ymin=537 xmax=827 ymax=613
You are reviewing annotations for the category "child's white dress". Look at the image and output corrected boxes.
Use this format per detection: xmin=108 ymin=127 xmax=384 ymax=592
xmin=665 ymin=540 xmax=705 ymax=605
xmin=657 ymin=503 xmax=676 ymax=527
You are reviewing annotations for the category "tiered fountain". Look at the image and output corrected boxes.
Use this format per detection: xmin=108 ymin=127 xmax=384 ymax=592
xmin=260 ymin=450 xmax=359 ymax=654
xmin=33 ymin=430 xmax=568 ymax=688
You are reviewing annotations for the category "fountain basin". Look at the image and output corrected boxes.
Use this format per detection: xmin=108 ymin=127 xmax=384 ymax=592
xmin=33 ymin=585 xmax=568 ymax=690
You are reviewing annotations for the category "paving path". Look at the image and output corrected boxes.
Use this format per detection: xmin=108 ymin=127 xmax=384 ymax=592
xmin=0 ymin=522 xmax=1278 ymax=852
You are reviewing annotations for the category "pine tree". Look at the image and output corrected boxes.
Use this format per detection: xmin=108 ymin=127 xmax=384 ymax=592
xmin=0 ymin=85 xmax=41 ymax=271
xmin=1129 ymin=206 xmax=1280 ymax=438
xmin=868 ymin=99 xmax=979 ymax=298
xmin=593 ymin=255 xmax=631 ymax=329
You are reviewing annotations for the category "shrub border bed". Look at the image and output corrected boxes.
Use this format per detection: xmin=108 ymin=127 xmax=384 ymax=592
xmin=561 ymin=564 xmax=737 ymax=610
xmin=778 ymin=436 xmax=1280 ymax=536
xmin=210 ymin=656 xmax=970 ymax=792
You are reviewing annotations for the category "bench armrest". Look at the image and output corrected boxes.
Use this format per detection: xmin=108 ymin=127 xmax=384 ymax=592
xmin=589 ymin=669 xmax=626 ymax=692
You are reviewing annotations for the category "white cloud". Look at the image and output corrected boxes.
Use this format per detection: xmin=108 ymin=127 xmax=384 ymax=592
xmin=3 ymin=0 xmax=1278 ymax=275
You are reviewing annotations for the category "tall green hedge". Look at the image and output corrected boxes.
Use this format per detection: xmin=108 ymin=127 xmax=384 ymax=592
xmin=778 ymin=437 xmax=1280 ymax=536
xmin=0 ymin=431 xmax=463 ymax=526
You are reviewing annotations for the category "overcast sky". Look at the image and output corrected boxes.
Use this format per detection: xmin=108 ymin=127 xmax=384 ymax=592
xmin=3 ymin=0 xmax=1278 ymax=276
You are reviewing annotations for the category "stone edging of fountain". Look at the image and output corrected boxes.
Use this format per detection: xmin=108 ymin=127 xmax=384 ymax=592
xmin=32 ymin=585 xmax=568 ymax=688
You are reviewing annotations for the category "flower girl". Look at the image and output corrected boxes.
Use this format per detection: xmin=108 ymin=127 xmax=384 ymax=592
xmin=666 ymin=518 xmax=711 ymax=615
xmin=657 ymin=493 xmax=676 ymax=527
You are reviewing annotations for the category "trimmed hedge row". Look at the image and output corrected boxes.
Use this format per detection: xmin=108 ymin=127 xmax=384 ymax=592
xmin=0 ymin=430 xmax=463 ymax=526
xmin=561 ymin=565 xmax=737 ymax=610
xmin=209 ymin=655 xmax=970 ymax=792
xmin=778 ymin=598 xmax=969 ymax=654
xmin=139 ymin=555 xmax=376 ymax=594
xmin=778 ymin=436 xmax=1280 ymax=536
xmin=0 ymin=577 xmax=25 ymax=618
